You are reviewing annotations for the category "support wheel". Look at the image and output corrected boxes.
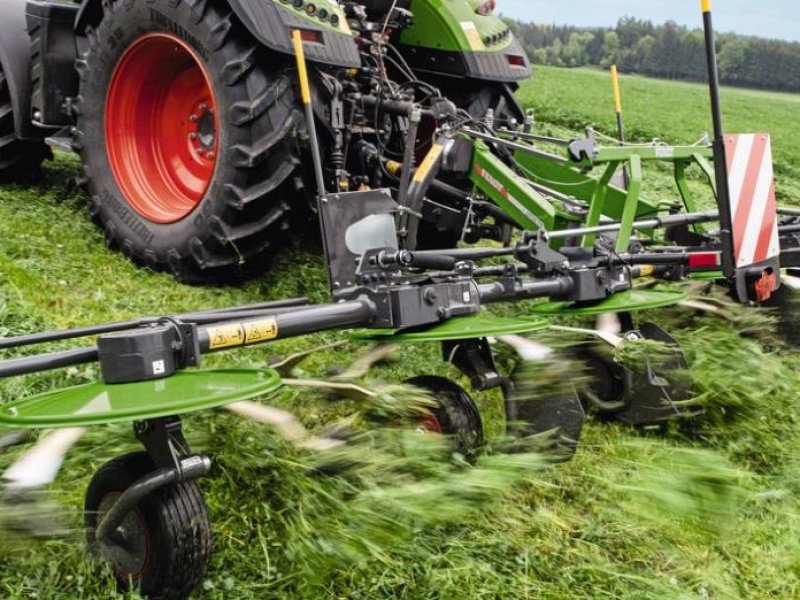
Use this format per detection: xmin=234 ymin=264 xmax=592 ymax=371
xmin=74 ymin=0 xmax=302 ymax=282
xmin=406 ymin=375 xmax=483 ymax=455
xmin=0 ymin=62 xmax=50 ymax=182
xmin=85 ymin=452 xmax=211 ymax=600
xmin=577 ymin=323 xmax=693 ymax=427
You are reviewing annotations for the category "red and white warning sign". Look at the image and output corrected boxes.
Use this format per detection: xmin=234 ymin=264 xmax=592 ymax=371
xmin=725 ymin=133 xmax=779 ymax=268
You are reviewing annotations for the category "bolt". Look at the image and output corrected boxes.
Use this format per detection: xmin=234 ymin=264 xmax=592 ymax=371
xmin=423 ymin=288 xmax=439 ymax=305
xmin=206 ymin=151 xmax=215 ymax=160
xmin=189 ymin=133 xmax=198 ymax=140
xmin=199 ymin=103 xmax=208 ymax=112
xmin=190 ymin=115 xmax=199 ymax=122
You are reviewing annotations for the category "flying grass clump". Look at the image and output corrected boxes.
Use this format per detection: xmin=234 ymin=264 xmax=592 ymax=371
xmin=615 ymin=441 xmax=749 ymax=540
xmin=207 ymin=381 xmax=553 ymax=585
xmin=293 ymin=431 xmax=548 ymax=570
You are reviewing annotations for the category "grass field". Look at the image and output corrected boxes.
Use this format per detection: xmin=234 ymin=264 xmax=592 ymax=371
xmin=1 ymin=68 xmax=800 ymax=599
xmin=518 ymin=66 xmax=800 ymax=201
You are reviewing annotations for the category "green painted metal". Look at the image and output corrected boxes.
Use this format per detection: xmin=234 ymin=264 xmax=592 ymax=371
xmin=0 ymin=369 xmax=283 ymax=429
xmin=470 ymin=140 xmax=576 ymax=233
xmin=591 ymin=145 xmax=714 ymax=163
xmin=400 ymin=0 xmax=512 ymax=53
xmin=275 ymin=1 xmax=349 ymax=34
xmin=511 ymin=140 xmax=721 ymax=250
xmin=582 ymin=161 xmax=620 ymax=247
xmin=690 ymin=270 xmax=725 ymax=280
xmin=674 ymin=154 xmax=717 ymax=234
xmin=615 ymin=154 xmax=643 ymax=253
xmin=512 ymin=148 xmax=660 ymax=226
xmin=351 ymin=314 xmax=549 ymax=343
xmin=528 ymin=289 xmax=688 ymax=316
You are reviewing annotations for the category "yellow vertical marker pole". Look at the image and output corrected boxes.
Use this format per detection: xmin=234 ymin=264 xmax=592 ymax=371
xmin=700 ymin=0 xmax=735 ymax=277
xmin=610 ymin=64 xmax=629 ymax=188
xmin=291 ymin=30 xmax=327 ymax=198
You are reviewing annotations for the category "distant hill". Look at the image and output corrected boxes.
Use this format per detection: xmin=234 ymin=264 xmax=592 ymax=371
xmin=506 ymin=17 xmax=800 ymax=93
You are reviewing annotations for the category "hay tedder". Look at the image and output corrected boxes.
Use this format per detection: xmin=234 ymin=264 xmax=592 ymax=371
xmin=0 ymin=0 xmax=797 ymax=597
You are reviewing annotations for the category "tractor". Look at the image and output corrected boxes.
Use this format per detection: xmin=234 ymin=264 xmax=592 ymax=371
xmin=0 ymin=1 xmax=796 ymax=598
xmin=0 ymin=0 xmax=531 ymax=282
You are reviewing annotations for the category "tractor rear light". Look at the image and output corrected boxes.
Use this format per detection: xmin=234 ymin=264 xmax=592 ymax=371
xmin=298 ymin=28 xmax=323 ymax=44
xmin=475 ymin=0 xmax=496 ymax=16
xmin=687 ymin=252 xmax=721 ymax=269
xmin=507 ymin=54 xmax=526 ymax=67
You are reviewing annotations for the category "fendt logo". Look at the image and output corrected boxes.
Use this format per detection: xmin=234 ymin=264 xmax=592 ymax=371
xmin=475 ymin=164 xmax=509 ymax=199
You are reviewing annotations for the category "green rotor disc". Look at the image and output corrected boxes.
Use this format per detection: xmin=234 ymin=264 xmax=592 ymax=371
xmin=0 ymin=369 xmax=282 ymax=429
xmin=528 ymin=289 xmax=688 ymax=317
xmin=351 ymin=314 xmax=549 ymax=343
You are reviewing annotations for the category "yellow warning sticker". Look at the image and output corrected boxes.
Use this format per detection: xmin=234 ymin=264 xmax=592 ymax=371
xmin=460 ymin=21 xmax=485 ymax=51
xmin=639 ymin=265 xmax=655 ymax=277
xmin=208 ymin=323 xmax=246 ymax=350
xmin=244 ymin=319 xmax=279 ymax=344
xmin=413 ymin=143 xmax=445 ymax=184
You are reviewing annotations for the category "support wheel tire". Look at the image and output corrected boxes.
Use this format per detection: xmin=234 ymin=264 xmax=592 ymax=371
xmin=0 ymin=63 xmax=50 ymax=182
xmin=406 ymin=375 xmax=483 ymax=456
xmin=85 ymin=452 xmax=211 ymax=600
xmin=74 ymin=0 xmax=302 ymax=283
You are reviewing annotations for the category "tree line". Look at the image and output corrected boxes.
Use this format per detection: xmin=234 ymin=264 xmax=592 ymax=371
xmin=505 ymin=17 xmax=800 ymax=93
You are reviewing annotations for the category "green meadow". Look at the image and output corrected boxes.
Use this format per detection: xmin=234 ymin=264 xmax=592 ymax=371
xmin=1 ymin=67 xmax=800 ymax=598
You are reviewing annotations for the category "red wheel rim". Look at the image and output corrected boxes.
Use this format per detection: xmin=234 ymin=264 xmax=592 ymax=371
xmin=417 ymin=414 xmax=443 ymax=434
xmin=106 ymin=34 xmax=218 ymax=224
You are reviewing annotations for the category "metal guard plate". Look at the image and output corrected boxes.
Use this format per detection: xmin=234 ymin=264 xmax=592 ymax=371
xmin=0 ymin=369 xmax=282 ymax=429
xmin=528 ymin=289 xmax=688 ymax=317
xmin=351 ymin=315 xmax=549 ymax=343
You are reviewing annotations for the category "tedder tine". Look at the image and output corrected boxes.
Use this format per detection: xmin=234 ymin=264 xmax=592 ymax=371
xmin=2 ymin=428 xmax=86 ymax=491
xmin=225 ymin=402 xmax=343 ymax=452
xmin=333 ymin=343 xmax=400 ymax=380
xmin=0 ymin=430 xmax=33 ymax=452
xmin=268 ymin=341 xmax=349 ymax=377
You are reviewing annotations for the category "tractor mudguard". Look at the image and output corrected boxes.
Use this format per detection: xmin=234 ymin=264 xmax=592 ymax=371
xmin=76 ymin=0 xmax=361 ymax=68
xmin=399 ymin=0 xmax=531 ymax=82
xmin=0 ymin=0 xmax=38 ymax=139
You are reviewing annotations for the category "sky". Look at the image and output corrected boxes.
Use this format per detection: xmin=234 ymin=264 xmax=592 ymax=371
xmin=498 ymin=0 xmax=800 ymax=42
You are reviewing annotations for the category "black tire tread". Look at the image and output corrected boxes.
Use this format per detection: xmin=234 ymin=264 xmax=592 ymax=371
xmin=73 ymin=0 xmax=304 ymax=283
xmin=0 ymin=65 xmax=50 ymax=181
xmin=84 ymin=452 xmax=211 ymax=600
xmin=407 ymin=375 xmax=484 ymax=455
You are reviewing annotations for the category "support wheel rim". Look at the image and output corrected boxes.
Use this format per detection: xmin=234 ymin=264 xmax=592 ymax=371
xmin=95 ymin=492 xmax=151 ymax=579
xmin=406 ymin=375 xmax=484 ymax=456
xmin=105 ymin=33 xmax=219 ymax=224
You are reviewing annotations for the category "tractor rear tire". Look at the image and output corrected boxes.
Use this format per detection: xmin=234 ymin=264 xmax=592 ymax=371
xmin=73 ymin=0 xmax=303 ymax=283
xmin=0 ymin=62 xmax=51 ymax=182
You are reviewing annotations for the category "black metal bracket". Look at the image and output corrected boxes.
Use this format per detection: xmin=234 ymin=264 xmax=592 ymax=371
xmin=443 ymin=337 xmax=507 ymax=393
xmin=515 ymin=232 xmax=569 ymax=274
xmin=134 ymin=416 xmax=190 ymax=473
xmin=95 ymin=416 xmax=212 ymax=550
